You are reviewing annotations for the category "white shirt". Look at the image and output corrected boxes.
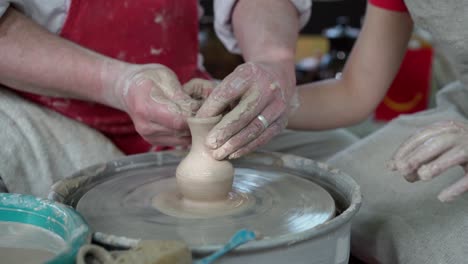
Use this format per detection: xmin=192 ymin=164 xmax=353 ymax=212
xmin=0 ymin=0 xmax=311 ymax=55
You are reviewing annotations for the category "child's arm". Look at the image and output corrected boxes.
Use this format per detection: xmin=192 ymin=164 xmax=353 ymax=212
xmin=288 ymin=4 xmax=413 ymax=130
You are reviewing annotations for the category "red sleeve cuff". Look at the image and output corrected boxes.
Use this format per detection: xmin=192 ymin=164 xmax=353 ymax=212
xmin=369 ymin=0 xmax=408 ymax=12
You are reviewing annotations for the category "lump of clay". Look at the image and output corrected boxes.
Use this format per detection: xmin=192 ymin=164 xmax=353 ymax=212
xmin=113 ymin=241 xmax=192 ymax=264
xmin=176 ymin=115 xmax=234 ymax=202
xmin=76 ymin=241 xmax=191 ymax=264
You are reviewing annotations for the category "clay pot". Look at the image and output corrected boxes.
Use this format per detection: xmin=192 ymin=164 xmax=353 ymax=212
xmin=176 ymin=115 xmax=234 ymax=202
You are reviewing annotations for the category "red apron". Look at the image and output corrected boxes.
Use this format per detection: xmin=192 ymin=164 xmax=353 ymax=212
xmin=17 ymin=0 xmax=207 ymax=154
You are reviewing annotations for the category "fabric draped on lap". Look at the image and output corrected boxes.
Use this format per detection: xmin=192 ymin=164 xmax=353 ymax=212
xmin=328 ymin=83 xmax=468 ymax=263
xmin=261 ymin=129 xmax=359 ymax=161
xmin=0 ymin=88 xmax=123 ymax=198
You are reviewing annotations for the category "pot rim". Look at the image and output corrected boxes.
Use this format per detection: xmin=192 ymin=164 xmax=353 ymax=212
xmin=187 ymin=115 xmax=222 ymax=124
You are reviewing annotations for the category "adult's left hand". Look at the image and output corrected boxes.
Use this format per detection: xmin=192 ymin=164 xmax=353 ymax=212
xmin=388 ymin=120 xmax=468 ymax=202
xmin=196 ymin=61 xmax=297 ymax=160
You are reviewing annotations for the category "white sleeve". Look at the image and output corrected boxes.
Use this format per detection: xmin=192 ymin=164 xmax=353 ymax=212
xmin=0 ymin=1 xmax=10 ymax=18
xmin=213 ymin=0 xmax=312 ymax=54
xmin=0 ymin=0 xmax=70 ymax=34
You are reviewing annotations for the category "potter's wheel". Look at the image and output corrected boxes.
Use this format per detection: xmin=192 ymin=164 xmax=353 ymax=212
xmin=50 ymin=152 xmax=349 ymax=254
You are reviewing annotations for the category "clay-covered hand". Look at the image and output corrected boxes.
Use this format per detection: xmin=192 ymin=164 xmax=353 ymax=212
xmin=388 ymin=120 xmax=468 ymax=202
xmin=108 ymin=64 xmax=200 ymax=146
xmin=196 ymin=62 xmax=297 ymax=160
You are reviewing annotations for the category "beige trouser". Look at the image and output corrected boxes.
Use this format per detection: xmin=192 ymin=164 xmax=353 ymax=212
xmin=0 ymin=88 xmax=358 ymax=198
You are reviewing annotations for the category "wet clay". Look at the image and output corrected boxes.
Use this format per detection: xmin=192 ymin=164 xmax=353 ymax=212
xmin=176 ymin=115 xmax=234 ymax=201
xmin=153 ymin=115 xmax=252 ymax=218
xmin=0 ymin=222 xmax=66 ymax=264
xmin=77 ymin=240 xmax=191 ymax=264
xmin=152 ymin=178 xmax=254 ymax=219
xmin=0 ymin=247 xmax=55 ymax=264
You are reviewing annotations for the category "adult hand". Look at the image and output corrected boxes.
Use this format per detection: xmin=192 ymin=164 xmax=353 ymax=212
xmin=108 ymin=64 xmax=201 ymax=146
xmin=196 ymin=61 xmax=297 ymax=160
xmin=388 ymin=120 xmax=468 ymax=202
xmin=182 ymin=78 xmax=216 ymax=104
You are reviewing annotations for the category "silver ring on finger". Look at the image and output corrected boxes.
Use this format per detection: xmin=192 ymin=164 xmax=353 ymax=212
xmin=257 ymin=114 xmax=269 ymax=130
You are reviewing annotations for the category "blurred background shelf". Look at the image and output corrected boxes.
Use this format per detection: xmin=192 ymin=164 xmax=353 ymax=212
xmin=198 ymin=0 xmax=366 ymax=80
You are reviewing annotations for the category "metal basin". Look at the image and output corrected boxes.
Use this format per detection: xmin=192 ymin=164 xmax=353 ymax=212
xmin=49 ymin=151 xmax=361 ymax=264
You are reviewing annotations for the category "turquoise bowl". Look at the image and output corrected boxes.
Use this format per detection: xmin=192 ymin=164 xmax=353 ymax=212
xmin=0 ymin=193 xmax=91 ymax=263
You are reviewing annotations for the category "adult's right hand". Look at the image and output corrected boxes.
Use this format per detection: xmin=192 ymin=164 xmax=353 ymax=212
xmin=196 ymin=62 xmax=296 ymax=160
xmin=106 ymin=64 xmax=201 ymax=146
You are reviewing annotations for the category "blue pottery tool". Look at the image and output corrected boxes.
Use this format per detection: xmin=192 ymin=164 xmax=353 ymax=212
xmin=194 ymin=229 xmax=257 ymax=264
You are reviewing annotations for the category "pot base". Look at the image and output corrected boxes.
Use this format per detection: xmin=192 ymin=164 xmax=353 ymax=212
xmin=152 ymin=181 xmax=254 ymax=219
